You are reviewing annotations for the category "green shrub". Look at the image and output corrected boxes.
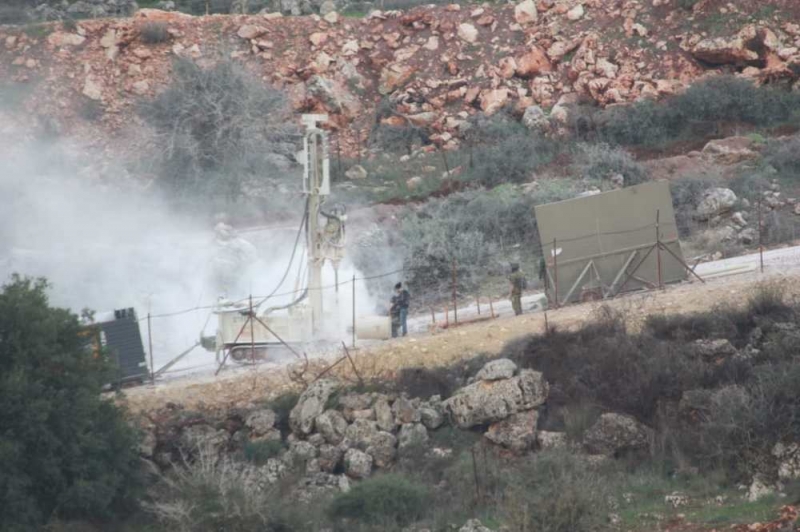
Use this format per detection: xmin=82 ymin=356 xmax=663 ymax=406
xmin=0 ymin=276 xmax=142 ymax=530
xmin=242 ymin=439 xmax=284 ymax=465
xmin=502 ymin=451 xmax=611 ymax=532
xmin=370 ymin=124 xmax=427 ymax=155
xmin=596 ymin=76 xmax=800 ymax=148
xmin=140 ymin=21 xmax=170 ymax=44
xmin=671 ymin=175 xmax=721 ymax=237
xmin=765 ymin=136 xmax=800 ymax=177
xmin=328 ymin=474 xmax=431 ymax=526
xmin=575 ymin=143 xmax=647 ymax=187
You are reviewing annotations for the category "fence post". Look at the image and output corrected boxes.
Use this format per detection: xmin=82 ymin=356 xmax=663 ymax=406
xmin=476 ymin=296 xmax=481 ymax=316
xmin=656 ymin=210 xmax=663 ymax=290
xmin=758 ymin=187 xmax=764 ymax=273
xmin=147 ymin=312 xmax=154 ymax=385
xmin=552 ymin=238 xmax=559 ymax=308
xmin=249 ymin=295 xmax=256 ymax=366
xmin=451 ymin=259 xmax=458 ymax=324
xmin=352 ymin=274 xmax=356 ymax=348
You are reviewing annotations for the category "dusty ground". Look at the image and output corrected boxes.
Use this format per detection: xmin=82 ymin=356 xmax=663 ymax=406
xmin=120 ymin=265 xmax=800 ymax=414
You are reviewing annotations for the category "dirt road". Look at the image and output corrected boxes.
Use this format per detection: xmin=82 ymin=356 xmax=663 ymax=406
xmin=120 ymin=241 xmax=800 ymax=414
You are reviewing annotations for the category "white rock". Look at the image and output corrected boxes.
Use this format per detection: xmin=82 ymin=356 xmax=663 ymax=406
xmin=567 ymin=4 xmax=585 ymax=21
xmin=514 ymin=0 xmax=538 ymax=24
xmin=457 ymin=23 xmax=478 ymax=44
xmin=474 ymin=358 xmax=517 ymax=381
xmin=82 ymin=76 xmax=103 ymax=101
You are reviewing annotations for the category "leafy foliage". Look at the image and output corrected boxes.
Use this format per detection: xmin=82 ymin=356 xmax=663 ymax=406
xmin=138 ymin=58 xmax=294 ymax=203
xmin=140 ymin=22 xmax=171 ymax=44
xmin=242 ymin=439 xmax=284 ymax=465
xmin=328 ymin=474 xmax=431 ymax=526
xmin=575 ymin=143 xmax=647 ymax=187
xmin=596 ymin=77 xmax=800 ymax=147
xmin=0 ymin=276 xmax=142 ymax=531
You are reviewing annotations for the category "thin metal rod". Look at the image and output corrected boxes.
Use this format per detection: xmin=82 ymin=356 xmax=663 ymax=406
xmin=215 ymin=312 xmax=253 ymax=375
xmin=552 ymin=238 xmax=559 ymax=308
xmin=352 ymin=274 xmax=356 ymax=348
xmin=489 ymin=297 xmax=495 ymax=319
xmin=758 ymin=186 xmax=764 ymax=273
xmin=156 ymin=341 xmax=200 ymax=378
xmin=452 ymin=259 xmax=458 ymax=324
xmin=249 ymin=295 xmax=256 ymax=366
xmin=561 ymin=260 xmax=594 ymax=304
xmin=342 ymin=342 xmax=364 ymax=387
xmin=660 ymin=242 xmax=705 ymax=284
xmin=615 ymin=244 xmax=656 ymax=296
xmin=441 ymin=148 xmax=451 ymax=177
xmin=147 ymin=312 xmax=154 ymax=385
xmin=476 ymin=296 xmax=481 ymax=316
xmin=253 ymin=315 xmax=304 ymax=360
xmin=608 ymin=251 xmax=639 ymax=297
xmin=656 ymin=210 xmax=663 ymax=290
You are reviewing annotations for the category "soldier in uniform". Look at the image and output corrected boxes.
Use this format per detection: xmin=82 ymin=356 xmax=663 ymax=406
xmin=508 ymin=263 xmax=527 ymax=316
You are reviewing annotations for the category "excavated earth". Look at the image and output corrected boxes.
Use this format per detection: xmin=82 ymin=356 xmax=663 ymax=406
xmin=1 ymin=0 xmax=800 ymax=157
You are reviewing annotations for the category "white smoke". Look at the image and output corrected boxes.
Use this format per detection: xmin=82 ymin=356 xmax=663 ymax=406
xmin=0 ymin=133 xmax=374 ymax=376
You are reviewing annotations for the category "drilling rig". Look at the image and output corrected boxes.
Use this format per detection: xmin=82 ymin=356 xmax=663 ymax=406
xmin=210 ymin=114 xmax=349 ymax=365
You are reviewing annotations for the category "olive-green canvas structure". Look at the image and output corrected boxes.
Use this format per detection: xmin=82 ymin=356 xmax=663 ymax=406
xmin=534 ymin=181 xmax=687 ymax=305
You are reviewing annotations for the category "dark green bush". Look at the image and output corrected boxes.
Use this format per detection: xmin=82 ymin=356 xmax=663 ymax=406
xmin=575 ymin=143 xmax=647 ymax=187
xmin=328 ymin=474 xmax=431 ymax=526
xmin=140 ymin=21 xmax=170 ymax=44
xmin=370 ymin=124 xmax=427 ymax=155
xmin=596 ymin=77 xmax=800 ymax=148
xmin=0 ymin=276 xmax=142 ymax=530
xmin=765 ymin=136 xmax=800 ymax=177
xmin=671 ymin=175 xmax=721 ymax=237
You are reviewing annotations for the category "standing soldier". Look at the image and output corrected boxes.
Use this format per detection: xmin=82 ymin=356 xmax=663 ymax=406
xmin=390 ymin=282 xmax=410 ymax=337
xmin=508 ymin=263 xmax=527 ymax=316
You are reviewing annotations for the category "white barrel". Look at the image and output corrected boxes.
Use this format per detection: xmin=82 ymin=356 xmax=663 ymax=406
xmin=356 ymin=315 xmax=392 ymax=340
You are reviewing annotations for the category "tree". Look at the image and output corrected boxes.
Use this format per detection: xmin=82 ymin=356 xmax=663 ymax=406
xmin=0 ymin=276 xmax=142 ymax=531
xmin=138 ymin=57 xmax=295 ymax=203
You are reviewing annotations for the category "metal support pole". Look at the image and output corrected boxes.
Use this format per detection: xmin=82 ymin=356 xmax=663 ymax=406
xmin=351 ymin=274 xmax=356 ymax=348
xmin=656 ymin=210 xmax=663 ymax=290
xmin=444 ymin=304 xmax=449 ymax=328
xmin=147 ymin=312 xmax=154 ymax=385
xmin=489 ymin=298 xmax=495 ymax=319
xmin=342 ymin=342 xmax=364 ymax=387
xmin=758 ymin=187 xmax=764 ymax=273
xmin=249 ymin=295 xmax=256 ymax=366
xmin=430 ymin=306 xmax=436 ymax=325
xmin=441 ymin=148 xmax=451 ymax=177
xmin=476 ymin=296 xmax=481 ymax=316
xmin=552 ymin=238 xmax=559 ymax=308
xmin=452 ymin=259 xmax=458 ymax=324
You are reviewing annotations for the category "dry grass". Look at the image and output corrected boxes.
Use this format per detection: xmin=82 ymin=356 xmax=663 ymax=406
xmin=121 ymin=271 xmax=800 ymax=414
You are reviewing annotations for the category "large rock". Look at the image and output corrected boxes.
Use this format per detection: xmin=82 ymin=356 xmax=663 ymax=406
xmin=82 ymin=76 xmax=103 ymax=101
xmin=458 ymin=23 xmax=478 ymax=43
xmin=696 ymin=188 xmax=738 ymax=220
xmin=289 ymin=379 xmax=339 ymax=436
xmin=479 ymin=89 xmax=508 ymax=116
xmin=294 ymin=473 xmax=350 ymax=502
xmin=47 ymin=31 xmax=86 ymax=47
xmin=344 ymin=418 xmax=380 ymax=450
xmin=484 ymin=409 xmax=538 ymax=452
xmin=237 ymin=24 xmax=267 ymax=40
xmin=315 ymin=409 xmax=348 ymax=444
xmin=379 ymin=63 xmax=416 ymax=95
xmin=693 ymin=338 xmax=738 ymax=361
xmin=179 ymin=424 xmax=229 ymax=456
xmin=392 ymin=396 xmax=421 ymax=425
xmin=460 ymin=519 xmax=493 ymax=532
xmin=773 ymin=442 xmax=800 ymax=481
xmin=344 ymin=448 xmax=373 ymax=479
xmin=318 ymin=443 xmax=344 ymax=473
xmin=365 ymin=431 xmax=397 ymax=467
xmin=514 ymin=0 xmax=538 ymax=24
xmin=245 ymin=409 xmax=277 ymax=436
xmin=444 ymin=369 xmax=549 ymax=428
xmin=515 ymin=47 xmax=552 ymax=78
xmin=692 ymin=35 xmax=759 ymax=65
xmin=345 ymin=164 xmax=368 ymax=180
xmin=398 ymin=423 xmax=429 ymax=452
xmin=537 ymin=431 xmax=568 ymax=450
xmin=474 ymin=359 xmax=517 ymax=381
xmin=374 ymin=398 xmax=395 ymax=431
xmin=583 ymin=413 xmax=652 ymax=456
xmin=701 ymin=136 xmax=759 ymax=165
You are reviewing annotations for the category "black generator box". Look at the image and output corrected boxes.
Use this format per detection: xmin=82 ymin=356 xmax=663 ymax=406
xmin=94 ymin=308 xmax=149 ymax=385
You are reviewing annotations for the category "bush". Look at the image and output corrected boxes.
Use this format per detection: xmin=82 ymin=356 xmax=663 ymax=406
xmin=138 ymin=57 xmax=294 ymax=202
xmin=140 ymin=21 xmax=170 ymax=44
xmin=596 ymin=76 xmax=800 ymax=148
xmin=328 ymin=474 xmax=431 ymax=526
xmin=575 ymin=143 xmax=647 ymax=187
xmin=150 ymin=447 xmax=302 ymax=532
xmin=370 ymin=124 xmax=428 ymax=155
xmin=0 ymin=276 xmax=142 ymax=530
xmin=463 ymin=113 xmax=559 ymax=187
xmin=242 ymin=439 xmax=284 ymax=465
xmin=502 ymin=451 xmax=611 ymax=532
xmin=765 ymin=136 xmax=800 ymax=177
xmin=670 ymin=175 xmax=721 ymax=237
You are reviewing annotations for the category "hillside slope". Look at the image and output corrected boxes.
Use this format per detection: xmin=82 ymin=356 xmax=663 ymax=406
xmin=1 ymin=0 xmax=799 ymax=156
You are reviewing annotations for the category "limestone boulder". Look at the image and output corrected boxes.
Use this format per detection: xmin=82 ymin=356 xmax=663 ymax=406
xmin=701 ymin=136 xmax=759 ymax=165
xmin=315 ymin=409 xmax=349 ymax=444
xmin=583 ymin=413 xmax=652 ymax=456
xmin=692 ymin=35 xmax=759 ymax=65
xmin=379 ymin=63 xmax=416 ymax=95
xmin=344 ymin=448 xmax=373 ymax=479
xmin=514 ymin=0 xmax=538 ymax=25
xmin=344 ymin=418 xmax=380 ymax=450
xmin=516 ymin=47 xmax=552 ymax=78
xmin=398 ymin=423 xmax=429 ymax=452
xmin=318 ymin=443 xmax=344 ymax=473
xmin=444 ymin=369 xmax=549 ymax=428
xmin=522 ymin=105 xmax=550 ymax=133
xmin=365 ymin=431 xmax=398 ymax=467
xmin=696 ymin=188 xmax=738 ymax=220
xmin=485 ymin=409 xmax=538 ymax=452
xmin=374 ymin=398 xmax=395 ymax=431
xmin=245 ymin=409 xmax=277 ymax=437
xmin=289 ymin=379 xmax=339 ymax=436
xmin=345 ymin=164 xmax=368 ymax=180
xmin=479 ymin=89 xmax=508 ymax=116
xmin=238 ymin=24 xmax=267 ymax=40
xmin=537 ymin=431 xmax=568 ymax=450
xmin=392 ymin=396 xmax=421 ymax=425
xmin=458 ymin=23 xmax=478 ymax=44
xmin=474 ymin=358 xmax=517 ymax=382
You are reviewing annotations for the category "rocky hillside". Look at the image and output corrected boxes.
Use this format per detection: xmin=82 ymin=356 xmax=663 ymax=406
xmin=1 ymin=0 xmax=799 ymax=156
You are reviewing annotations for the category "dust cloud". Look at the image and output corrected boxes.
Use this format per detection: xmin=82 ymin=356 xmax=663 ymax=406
xmin=0 ymin=135 xmax=373 ymax=375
